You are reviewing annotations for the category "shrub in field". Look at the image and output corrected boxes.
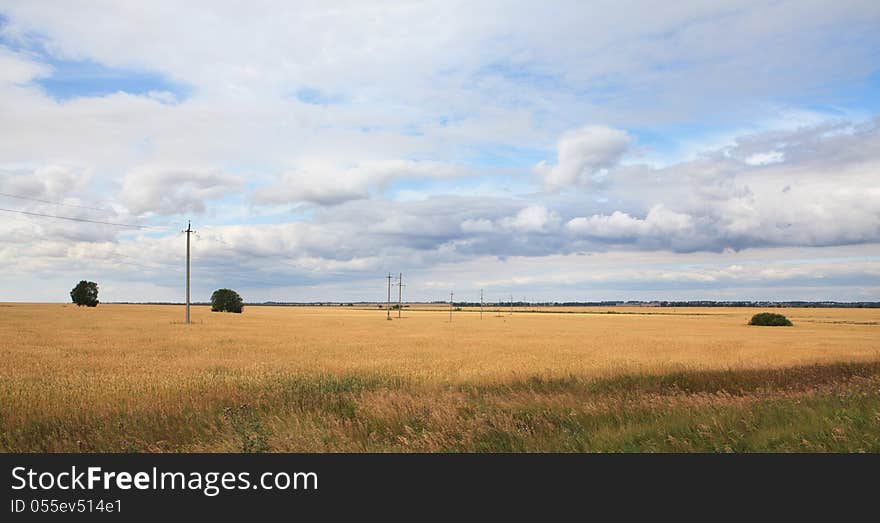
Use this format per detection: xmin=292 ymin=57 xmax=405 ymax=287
xmin=749 ymin=312 xmax=793 ymax=326
xmin=211 ymin=288 xmax=244 ymax=313
xmin=70 ymin=280 xmax=99 ymax=307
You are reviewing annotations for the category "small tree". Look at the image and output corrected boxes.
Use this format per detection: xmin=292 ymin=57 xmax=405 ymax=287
xmin=70 ymin=280 xmax=99 ymax=307
xmin=211 ymin=288 xmax=244 ymax=313
xmin=749 ymin=312 xmax=792 ymax=326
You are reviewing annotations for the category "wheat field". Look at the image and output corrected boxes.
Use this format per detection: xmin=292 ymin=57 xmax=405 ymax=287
xmin=1 ymin=303 xmax=879 ymax=452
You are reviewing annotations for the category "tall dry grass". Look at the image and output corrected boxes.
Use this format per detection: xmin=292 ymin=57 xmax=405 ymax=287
xmin=1 ymin=303 xmax=878 ymax=452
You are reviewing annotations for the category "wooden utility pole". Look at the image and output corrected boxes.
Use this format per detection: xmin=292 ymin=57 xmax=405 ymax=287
xmin=386 ymin=273 xmax=393 ymax=320
xmin=184 ymin=220 xmax=193 ymax=324
xmin=480 ymin=288 xmax=484 ymax=320
xmin=397 ymin=273 xmax=404 ymax=319
xmin=449 ymin=291 xmax=454 ymax=322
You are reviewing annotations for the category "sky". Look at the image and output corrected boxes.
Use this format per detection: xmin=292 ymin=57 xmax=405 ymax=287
xmin=0 ymin=0 xmax=879 ymax=303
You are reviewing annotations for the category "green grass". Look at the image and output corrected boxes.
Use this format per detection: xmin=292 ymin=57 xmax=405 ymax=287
xmin=2 ymin=362 xmax=878 ymax=452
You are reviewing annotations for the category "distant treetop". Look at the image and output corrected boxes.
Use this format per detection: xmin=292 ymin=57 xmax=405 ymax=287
xmin=211 ymin=288 xmax=244 ymax=313
xmin=70 ymin=280 xmax=99 ymax=307
xmin=749 ymin=312 xmax=793 ymax=326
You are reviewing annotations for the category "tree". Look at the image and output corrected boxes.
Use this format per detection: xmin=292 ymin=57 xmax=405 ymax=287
xmin=211 ymin=288 xmax=244 ymax=313
xmin=749 ymin=312 xmax=792 ymax=326
xmin=70 ymin=280 xmax=99 ymax=307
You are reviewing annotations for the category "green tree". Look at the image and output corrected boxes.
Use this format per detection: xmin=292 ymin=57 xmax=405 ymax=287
xmin=70 ymin=280 xmax=99 ymax=307
xmin=749 ymin=312 xmax=793 ymax=326
xmin=211 ymin=288 xmax=244 ymax=313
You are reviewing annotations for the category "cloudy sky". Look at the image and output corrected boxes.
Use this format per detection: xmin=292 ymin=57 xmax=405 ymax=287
xmin=1 ymin=1 xmax=879 ymax=303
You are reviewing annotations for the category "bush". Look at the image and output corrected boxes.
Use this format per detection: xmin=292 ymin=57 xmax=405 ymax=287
xmin=211 ymin=288 xmax=244 ymax=313
xmin=749 ymin=312 xmax=792 ymax=326
xmin=70 ymin=280 xmax=99 ymax=307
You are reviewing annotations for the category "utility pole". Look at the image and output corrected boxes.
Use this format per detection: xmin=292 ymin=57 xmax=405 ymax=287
xmin=480 ymin=288 xmax=484 ymax=320
xmin=449 ymin=291 xmax=454 ymax=322
xmin=386 ymin=273 xmax=393 ymax=320
xmin=510 ymin=294 xmax=514 ymax=316
xmin=183 ymin=220 xmax=193 ymax=324
xmin=397 ymin=273 xmax=404 ymax=319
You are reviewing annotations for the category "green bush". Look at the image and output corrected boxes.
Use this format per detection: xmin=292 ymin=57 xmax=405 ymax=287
xmin=749 ymin=312 xmax=793 ymax=326
xmin=211 ymin=288 xmax=244 ymax=313
xmin=70 ymin=280 xmax=99 ymax=307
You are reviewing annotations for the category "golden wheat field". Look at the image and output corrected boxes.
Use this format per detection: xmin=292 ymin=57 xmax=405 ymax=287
xmin=1 ymin=303 xmax=879 ymax=452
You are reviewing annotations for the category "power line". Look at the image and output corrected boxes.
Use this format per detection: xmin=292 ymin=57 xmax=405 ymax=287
xmin=5 ymin=228 xmax=379 ymax=292
xmin=0 ymin=207 xmax=164 ymax=230
xmin=17 ymin=246 xmax=318 ymax=288
xmin=3 ymin=213 xmax=406 ymax=294
xmin=0 ymin=191 xmax=109 ymax=212
xmin=119 ymin=237 xmax=330 ymax=288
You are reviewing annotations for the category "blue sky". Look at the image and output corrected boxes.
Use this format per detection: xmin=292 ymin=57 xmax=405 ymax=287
xmin=36 ymin=59 xmax=187 ymax=101
xmin=0 ymin=1 xmax=878 ymax=303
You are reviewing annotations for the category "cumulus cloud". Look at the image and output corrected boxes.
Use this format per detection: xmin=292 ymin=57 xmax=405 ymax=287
xmin=566 ymin=205 xmax=698 ymax=252
xmin=554 ymin=119 xmax=880 ymax=252
xmin=120 ymin=167 xmax=243 ymax=215
xmin=500 ymin=205 xmax=560 ymax=233
xmin=567 ymin=205 xmax=694 ymax=239
xmin=0 ymin=46 xmax=50 ymax=85
xmin=744 ymin=151 xmax=784 ymax=166
xmin=1 ymin=3 xmax=879 ymax=301
xmin=461 ymin=218 xmax=494 ymax=233
xmin=534 ymin=125 xmax=631 ymax=190
xmin=253 ymin=160 xmax=467 ymax=206
xmin=0 ymin=165 xmax=89 ymax=199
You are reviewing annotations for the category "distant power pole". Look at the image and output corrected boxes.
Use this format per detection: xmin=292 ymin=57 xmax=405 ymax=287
xmin=183 ymin=220 xmax=194 ymax=324
xmin=396 ymin=273 xmax=406 ymax=318
xmin=480 ymin=288 xmax=484 ymax=320
xmin=449 ymin=291 xmax=454 ymax=322
xmin=386 ymin=273 xmax=393 ymax=320
xmin=510 ymin=294 xmax=514 ymax=316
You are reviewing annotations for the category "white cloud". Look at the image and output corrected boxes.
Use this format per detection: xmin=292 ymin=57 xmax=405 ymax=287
xmin=0 ymin=164 xmax=89 ymax=199
xmin=120 ymin=167 xmax=243 ymax=215
xmin=567 ymin=205 xmax=695 ymax=241
xmin=253 ymin=160 xmax=467 ymax=206
xmin=501 ymin=205 xmax=560 ymax=233
xmin=744 ymin=150 xmax=784 ymax=166
xmin=534 ymin=125 xmax=631 ymax=189
xmin=461 ymin=218 xmax=494 ymax=233
xmin=567 ymin=211 xmax=642 ymax=239
xmin=0 ymin=3 xmax=879 ymax=301
xmin=0 ymin=45 xmax=50 ymax=85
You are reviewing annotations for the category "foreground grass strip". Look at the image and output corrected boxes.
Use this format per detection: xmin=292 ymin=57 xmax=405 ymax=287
xmin=2 ymin=360 xmax=878 ymax=452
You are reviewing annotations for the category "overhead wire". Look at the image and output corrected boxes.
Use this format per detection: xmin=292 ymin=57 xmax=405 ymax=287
xmin=2 ymin=204 xmax=334 ymax=289
xmin=0 ymin=207 xmax=168 ymax=230
xmin=0 ymin=191 xmax=110 ymax=212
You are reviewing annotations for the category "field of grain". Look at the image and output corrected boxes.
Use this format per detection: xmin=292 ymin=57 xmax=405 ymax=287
xmin=1 ymin=303 xmax=878 ymax=452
